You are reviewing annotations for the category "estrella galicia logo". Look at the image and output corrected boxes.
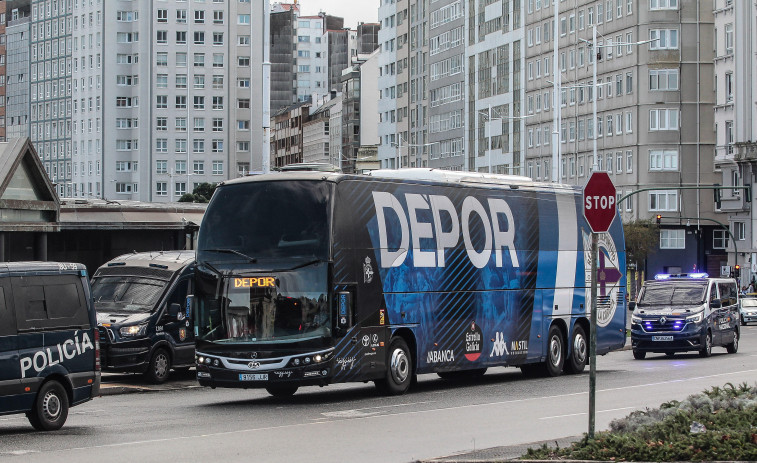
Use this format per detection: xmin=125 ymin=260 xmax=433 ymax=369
xmin=363 ymin=256 xmax=374 ymax=284
xmin=464 ymin=321 xmax=483 ymax=361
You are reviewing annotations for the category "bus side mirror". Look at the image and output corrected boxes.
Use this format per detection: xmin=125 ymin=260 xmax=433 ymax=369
xmin=628 ymin=301 xmax=636 ymax=311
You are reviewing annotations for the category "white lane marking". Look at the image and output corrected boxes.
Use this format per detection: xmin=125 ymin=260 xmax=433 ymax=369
xmin=26 ymin=368 xmax=757 ymax=454
xmin=540 ymin=406 xmax=636 ymax=420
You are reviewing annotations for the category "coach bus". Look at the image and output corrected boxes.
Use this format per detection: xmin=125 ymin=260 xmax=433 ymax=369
xmin=192 ymin=169 xmax=626 ymax=397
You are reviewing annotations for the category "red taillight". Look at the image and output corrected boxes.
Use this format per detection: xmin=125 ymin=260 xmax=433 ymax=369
xmin=94 ymin=329 xmax=101 ymax=371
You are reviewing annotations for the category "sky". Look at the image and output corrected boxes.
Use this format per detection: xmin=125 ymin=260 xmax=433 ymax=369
xmin=296 ymin=0 xmax=379 ymax=29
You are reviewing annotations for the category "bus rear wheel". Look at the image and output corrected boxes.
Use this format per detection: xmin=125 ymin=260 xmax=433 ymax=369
xmin=266 ymin=385 xmax=298 ymax=398
xmin=375 ymin=337 xmax=412 ymax=395
xmin=564 ymin=325 xmax=587 ymax=374
xmin=544 ymin=325 xmax=565 ymax=377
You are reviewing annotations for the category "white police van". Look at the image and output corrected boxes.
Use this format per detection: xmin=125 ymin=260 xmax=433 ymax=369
xmin=0 ymin=262 xmax=100 ymax=431
xmin=630 ymin=273 xmax=740 ymax=359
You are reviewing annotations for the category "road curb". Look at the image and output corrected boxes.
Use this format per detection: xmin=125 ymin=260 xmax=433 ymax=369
xmin=99 ymin=383 xmax=201 ymax=396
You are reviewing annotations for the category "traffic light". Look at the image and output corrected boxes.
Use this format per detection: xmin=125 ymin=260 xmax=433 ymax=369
xmin=656 ymin=214 xmax=661 ymax=225
xmin=734 ymin=265 xmax=741 ymax=278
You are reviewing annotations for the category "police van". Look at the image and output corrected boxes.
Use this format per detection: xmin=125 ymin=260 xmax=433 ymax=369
xmin=91 ymin=251 xmax=194 ymax=383
xmin=0 ymin=262 xmax=100 ymax=431
xmin=630 ymin=273 xmax=740 ymax=359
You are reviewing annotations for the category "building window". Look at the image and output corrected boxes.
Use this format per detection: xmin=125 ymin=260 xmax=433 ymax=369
xmin=649 ymin=150 xmax=678 ymax=171
xmin=725 ymin=72 xmax=733 ymax=102
xmin=212 ymin=140 xmax=224 ymax=153
xmin=156 ymin=182 xmax=167 ymax=196
xmin=193 ymin=161 xmax=205 ymax=175
xmin=649 ymin=109 xmax=679 ymax=131
xmin=650 ymin=29 xmax=679 ymax=50
xmin=660 ymin=229 xmax=685 ymax=249
xmin=156 ymin=160 xmax=167 ymax=174
xmin=713 ymin=230 xmax=729 ymax=250
xmin=735 ymin=222 xmax=745 ymax=241
xmin=649 ymin=191 xmax=678 ymax=211
xmin=650 ymin=0 xmax=678 ymax=10
xmin=175 ymin=182 xmax=187 ymax=197
xmin=725 ymin=23 xmax=733 ymax=55
xmin=212 ymin=161 xmax=224 ymax=175
xmin=193 ymin=31 xmax=205 ymax=44
xmin=156 ymin=30 xmax=167 ymax=44
xmin=649 ymin=69 xmax=678 ymax=91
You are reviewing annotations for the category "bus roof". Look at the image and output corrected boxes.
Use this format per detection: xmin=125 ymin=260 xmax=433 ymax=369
xmin=222 ymin=168 xmax=578 ymax=194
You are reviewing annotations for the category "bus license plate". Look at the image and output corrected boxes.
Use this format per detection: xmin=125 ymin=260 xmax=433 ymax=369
xmin=652 ymin=335 xmax=673 ymax=341
xmin=239 ymin=373 xmax=268 ymax=381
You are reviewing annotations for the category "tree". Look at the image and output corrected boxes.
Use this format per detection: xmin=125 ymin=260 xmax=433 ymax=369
xmin=178 ymin=182 xmax=217 ymax=203
xmin=623 ymin=219 xmax=659 ymax=299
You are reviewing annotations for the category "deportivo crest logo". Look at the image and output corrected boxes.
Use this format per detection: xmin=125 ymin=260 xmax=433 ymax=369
xmin=582 ymin=231 xmax=622 ymax=328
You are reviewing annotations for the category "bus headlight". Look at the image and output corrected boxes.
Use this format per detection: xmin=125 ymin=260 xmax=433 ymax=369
xmin=119 ymin=324 xmax=147 ymax=337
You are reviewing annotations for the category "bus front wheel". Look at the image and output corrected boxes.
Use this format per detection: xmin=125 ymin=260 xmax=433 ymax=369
xmin=375 ymin=337 xmax=413 ymax=395
xmin=544 ymin=325 xmax=565 ymax=377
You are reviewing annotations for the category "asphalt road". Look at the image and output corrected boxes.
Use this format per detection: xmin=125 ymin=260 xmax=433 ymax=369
xmin=2 ymin=326 xmax=757 ymax=463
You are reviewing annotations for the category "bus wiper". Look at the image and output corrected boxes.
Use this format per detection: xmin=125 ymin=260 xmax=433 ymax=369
xmin=284 ymin=259 xmax=324 ymax=271
xmin=201 ymin=248 xmax=258 ymax=263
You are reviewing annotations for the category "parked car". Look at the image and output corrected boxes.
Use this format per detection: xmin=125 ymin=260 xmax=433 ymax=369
xmin=740 ymin=294 xmax=757 ymax=325
xmin=90 ymin=251 xmax=195 ymax=383
xmin=0 ymin=262 xmax=100 ymax=431
xmin=630 ymin=273 xmax=740 ymax=359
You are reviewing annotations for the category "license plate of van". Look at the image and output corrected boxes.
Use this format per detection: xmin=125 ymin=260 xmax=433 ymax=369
xmin=652 ymin=335 xmax=673 ymax=341
xmin=239 ymin=374 xmax=268 ymax=381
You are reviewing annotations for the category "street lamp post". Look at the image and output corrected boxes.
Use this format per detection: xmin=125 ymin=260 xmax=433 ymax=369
xmin=394 ymin=135 xmax=434 ymax=169
xmin=481 ymin=106 xmax=530 ymax=175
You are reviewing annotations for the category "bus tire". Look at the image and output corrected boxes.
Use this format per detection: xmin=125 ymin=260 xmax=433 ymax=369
xmin=27 ymin=380 xmax=69 ymax=431
xmin=375 ymin=337 xmax=412 ymax=395
xmin=544 ymin=325 xmax=565 ymax=377
xmin=564 ymin=325 xmax=587 ymax=374
xmin=145 ymin=348 xmax=171 ymax=384
xmin=266 ymin=385 xmax=298 ymax=398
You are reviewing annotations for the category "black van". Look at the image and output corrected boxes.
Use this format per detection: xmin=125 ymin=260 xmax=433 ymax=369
xmin=91 ymin=251 xmax=194 ymax=383
xmin=0 ymin=262 xmax=100 ymax=431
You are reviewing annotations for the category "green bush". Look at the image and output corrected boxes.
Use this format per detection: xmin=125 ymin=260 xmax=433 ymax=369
xmin=524 ymin=383 xmax=757 ymax=461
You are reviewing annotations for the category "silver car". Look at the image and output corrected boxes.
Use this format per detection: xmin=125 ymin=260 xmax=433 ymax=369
xmin=740 ymin=296 xmax=757 ymax=325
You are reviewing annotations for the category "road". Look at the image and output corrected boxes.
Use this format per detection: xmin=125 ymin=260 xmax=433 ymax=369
xmin=2 ymin=326 xmax=757 ymax=463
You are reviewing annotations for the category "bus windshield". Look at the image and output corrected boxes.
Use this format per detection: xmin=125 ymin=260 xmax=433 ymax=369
xmin=197 ymin=180 xmax=331 ymax=264
xmin=91 ymin=276 xmax=166 ymax=312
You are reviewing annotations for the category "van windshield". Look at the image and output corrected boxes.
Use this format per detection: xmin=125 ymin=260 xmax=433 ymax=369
xmin=91 ymin=276 xmax=167 ymax=312
xmin=638 ymin=283 xmax=707 ymax=306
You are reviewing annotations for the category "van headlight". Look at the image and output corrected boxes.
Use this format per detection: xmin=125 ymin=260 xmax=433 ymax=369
xmin=686 ymin=313 xmax=703 ymax=324
xmin=119 ymin=324 xmax=147 ymax=337
xmin=631 ymin=315 xmax=642 ymax=324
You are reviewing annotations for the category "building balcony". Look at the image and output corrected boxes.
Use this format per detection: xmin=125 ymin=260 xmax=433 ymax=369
xmin=734 ymin=142 xmax=757 ymax=162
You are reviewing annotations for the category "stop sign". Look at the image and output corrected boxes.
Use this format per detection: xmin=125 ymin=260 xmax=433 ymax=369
xmin=583 ymin=172 xmax=617 ymax=233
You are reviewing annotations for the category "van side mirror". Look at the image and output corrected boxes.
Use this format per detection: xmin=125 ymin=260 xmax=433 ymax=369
xmin=628 ymin=301 xmax=636 ymax=311
xmin=168 ymin=303 xmax=182 ymax=320
xmin=710 ymin=300 xmax=722 ymax=309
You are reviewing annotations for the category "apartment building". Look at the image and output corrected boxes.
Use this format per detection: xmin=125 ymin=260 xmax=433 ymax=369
xmin=524 ymin=0 xmax=720 ymax=275
xmin=715 ymin=0 xmax=757 ymax=282
xmin=295 ymin=15 xmax=329 ymax=103
xmin=466 ymin=0 xmax=525 ymax=174
xmin=377 ymin=0 xmax=408 ymax=169
xmin=340 ymin=49 xmax=379 ymax=173
xmin=428 ymin=0 xmax=465 ymax=171
xmin=6 ymin=3 xmax=31 ymax=140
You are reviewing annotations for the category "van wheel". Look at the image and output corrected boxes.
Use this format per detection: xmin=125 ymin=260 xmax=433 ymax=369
xmin=699 ymin=331 xmax=712 ymax=358
xmin=632 ymin=350 xmax=646 ymax=360
xmin=266 ymin=385 xmax=298 ymax=398
xmin=726 ymin=330 xmax=739 ymax=354
xmin=27 ymin=381 xmax=69 ymax=431
xmin=564 ymin=325 xmax=587 ymax=374
xmin=544 ymin=325 xmax=565 ymax=377
xmin=374 ymin=337 xmax=412 ymax=395
xmin=145 ymin=348 xmax=171 ymax=383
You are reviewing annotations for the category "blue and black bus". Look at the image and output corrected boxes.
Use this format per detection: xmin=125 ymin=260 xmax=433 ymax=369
xmin=192 ymin=169 xmax=626 ymax=397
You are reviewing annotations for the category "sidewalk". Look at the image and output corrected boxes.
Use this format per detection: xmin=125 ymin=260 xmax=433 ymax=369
xmin=419 ymin=436 xmax=583 ymax=463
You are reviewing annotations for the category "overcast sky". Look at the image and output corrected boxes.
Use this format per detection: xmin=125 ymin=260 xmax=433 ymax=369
xmin=297 ymin=1 xmax=379 ymax=29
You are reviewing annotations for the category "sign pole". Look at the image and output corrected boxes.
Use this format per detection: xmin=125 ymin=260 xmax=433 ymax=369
xmin=589 ymin=232 xmax=598 ymax=438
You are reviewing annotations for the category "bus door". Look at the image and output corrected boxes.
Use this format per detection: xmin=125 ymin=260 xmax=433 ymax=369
xmin=0 ymin=279 xmax=20 ymax=413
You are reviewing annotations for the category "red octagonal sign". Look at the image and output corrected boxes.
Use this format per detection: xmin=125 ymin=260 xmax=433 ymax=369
xmin=583 ymin=172 xmax=617 ymax=233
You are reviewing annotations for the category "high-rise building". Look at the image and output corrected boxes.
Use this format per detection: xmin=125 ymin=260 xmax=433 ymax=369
xmin=525 ymin=0 xmax=719 ymax=275
xmin=295 ymin=15 xmax=328 ymax=103
xmin=715 ymin=0 xmax=757 ymax=281
xmin=6 ymin=2 xmax=31 ymax=140
xmin=271 ymin=4 xmax=299 ymax=112
xmin=377 ymin=0 xmax=408 ymax=169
